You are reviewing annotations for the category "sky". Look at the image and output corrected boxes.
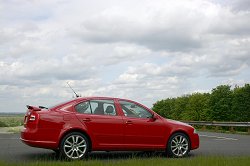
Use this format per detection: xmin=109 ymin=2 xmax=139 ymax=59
xmin=0 ymin=0 xmax=250 ymax=112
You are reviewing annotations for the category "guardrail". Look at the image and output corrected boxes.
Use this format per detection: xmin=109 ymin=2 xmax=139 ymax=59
xmin=182 ymin=121 xmax=250 ymax=134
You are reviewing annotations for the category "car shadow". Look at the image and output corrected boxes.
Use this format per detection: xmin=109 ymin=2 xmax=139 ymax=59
xmin=20 ymin=151 xmax=167 ymax=161
xmin=88 ymin=151 xmax=166 ymax=160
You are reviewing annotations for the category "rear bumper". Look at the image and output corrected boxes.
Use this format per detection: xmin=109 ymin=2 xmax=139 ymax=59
xmin=20 ymin=127 xmax=58 ymax=149
xmin=190 ymin=133 xmax=199 ymax=150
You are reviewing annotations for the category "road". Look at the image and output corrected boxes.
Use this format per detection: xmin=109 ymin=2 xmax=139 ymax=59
xmin=0 ymin=131 xmax=249 ymax=162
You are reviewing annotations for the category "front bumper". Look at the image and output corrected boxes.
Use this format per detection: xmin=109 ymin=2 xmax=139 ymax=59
xmin=190 ymin=133 xmax=199 ymax=150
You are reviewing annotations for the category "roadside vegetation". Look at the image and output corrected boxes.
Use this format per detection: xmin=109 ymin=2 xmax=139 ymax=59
xmin=1 ymin=84 xmax=249 ymax=131
xmin=0 ymin=115 xmax=24 ymax=127
xmin=153 ymin=84 xmax=250 ymax=132
xmin=0 ymin=156 xmax=249 ymax=166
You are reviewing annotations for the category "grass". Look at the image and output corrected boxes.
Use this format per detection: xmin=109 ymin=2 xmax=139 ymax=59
xmin=0 ymin=116 xmax=24 ymax=127
xmin=0 ymin=156 xmax=249 ymax=166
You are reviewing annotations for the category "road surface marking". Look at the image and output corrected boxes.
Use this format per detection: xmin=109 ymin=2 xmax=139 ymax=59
xmin=0 ymin=138 xmax=19 ymax=140
xmin=199 ymin=134 xmax=238 ymax=141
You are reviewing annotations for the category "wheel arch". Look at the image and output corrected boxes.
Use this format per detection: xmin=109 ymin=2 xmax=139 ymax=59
xmin=166 ymin=129 xmax=191 ymax=151
xmin=58 ymin=128 xmax=92 ymax=152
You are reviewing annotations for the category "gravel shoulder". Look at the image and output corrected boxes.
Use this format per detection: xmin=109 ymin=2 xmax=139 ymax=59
xmin=0 ymin=126 xmax=23 ymax=134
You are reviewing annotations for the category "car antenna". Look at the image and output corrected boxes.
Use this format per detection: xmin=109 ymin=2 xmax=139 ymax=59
xmin=67 ymin=82 xmax=80 ymax=98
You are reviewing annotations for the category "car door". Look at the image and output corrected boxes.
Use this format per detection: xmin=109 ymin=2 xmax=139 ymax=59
xmin=74 ymin=99 xmax=124 ymax=148
xmin=118 ymin=100 xmax=166 ymax=149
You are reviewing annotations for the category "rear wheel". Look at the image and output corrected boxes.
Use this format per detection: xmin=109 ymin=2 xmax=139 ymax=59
xmin=167 ymin=132 xmax=190 ymax=157
xmin=60 ymin=132 xmax=89 ymax=160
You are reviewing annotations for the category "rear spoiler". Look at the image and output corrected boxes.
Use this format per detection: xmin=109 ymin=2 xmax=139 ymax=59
xmin=26 ymin=105 xmax=41 ymax=111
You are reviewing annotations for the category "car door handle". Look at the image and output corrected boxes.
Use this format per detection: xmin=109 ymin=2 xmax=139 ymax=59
xmin=126 ymin=120 xmax=133 ymax=124
xmin=82 ymin=118 xmax=91 ymax=122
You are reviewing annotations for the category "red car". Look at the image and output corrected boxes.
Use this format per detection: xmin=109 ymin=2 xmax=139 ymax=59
xmin=20 ymin=97 xmax=199 ymax=160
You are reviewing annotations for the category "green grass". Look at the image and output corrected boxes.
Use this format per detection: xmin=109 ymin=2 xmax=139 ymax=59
xmin=0 ymin=156 xmax=249 ymax=166
xmin=0 ymin=116 xmax=24 ymax=127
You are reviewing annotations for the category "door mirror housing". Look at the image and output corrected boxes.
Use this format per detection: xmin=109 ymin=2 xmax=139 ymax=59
xmin=150 ymin=113 xmax=157 ymax=121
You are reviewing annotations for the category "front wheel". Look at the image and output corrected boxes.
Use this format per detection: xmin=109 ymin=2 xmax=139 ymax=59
xmin=60 ymin=132 xmax=89 ymax=160
xmin=167 ymin=132 xmax=190 ymax=157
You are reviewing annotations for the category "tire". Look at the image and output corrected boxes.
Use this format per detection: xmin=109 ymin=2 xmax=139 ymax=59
xmin=60 ymin=132 xmax=89 ymax=160
xmin=166 ymin=132 xmax=190 ymax=158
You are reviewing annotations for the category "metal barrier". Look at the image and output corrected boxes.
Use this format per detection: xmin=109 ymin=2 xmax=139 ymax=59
xmin=182 ymin=121 xmax=250 ymax=134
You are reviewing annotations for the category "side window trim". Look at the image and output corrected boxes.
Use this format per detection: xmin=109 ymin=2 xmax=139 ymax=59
xmin=88 ymin=101 xmax=93 ymax=114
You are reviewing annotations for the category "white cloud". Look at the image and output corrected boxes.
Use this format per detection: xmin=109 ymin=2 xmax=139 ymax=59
xmin=0 ymin=0 xmax=249 ymax=112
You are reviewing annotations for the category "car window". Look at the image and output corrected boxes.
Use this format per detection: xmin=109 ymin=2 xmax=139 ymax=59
xmin=75 ymin=100 xmax=117 ymax=116
xmin=75 ymin=101 xmax=92 ymax=114
xmin=119 ymin=100 xmax=152 ymax=118
xmin=91 ymin=100 xmax=117 ymax=116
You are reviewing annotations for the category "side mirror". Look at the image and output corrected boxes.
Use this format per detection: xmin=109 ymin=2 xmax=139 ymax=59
xmin=150 ymin=113 xmax=157 ymax=121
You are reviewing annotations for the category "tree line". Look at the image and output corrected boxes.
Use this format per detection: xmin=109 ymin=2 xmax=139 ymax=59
xmin=152 ymin=84 xmax=250 ymax=122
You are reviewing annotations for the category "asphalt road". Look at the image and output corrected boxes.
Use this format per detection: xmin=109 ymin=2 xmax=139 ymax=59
xmin=0 ymin=131 xmax=249 ymax=162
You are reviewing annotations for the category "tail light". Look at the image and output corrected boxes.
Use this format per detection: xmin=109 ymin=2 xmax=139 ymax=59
xmin=29 ymin=115 xmax=36 ymax=121
xmin=24 ymin=105 xmax=40 ymax=128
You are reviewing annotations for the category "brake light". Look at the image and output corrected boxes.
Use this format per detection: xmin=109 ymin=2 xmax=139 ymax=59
xmin=24 ymin=111 xmax=39 ymax=127
xmin=28 ymin=113 xmax=39 ymax=123
xmin=24 ymin=105 xmax=41 ymax=128
xmin=29 ymin=115 xmax=36 ymax=121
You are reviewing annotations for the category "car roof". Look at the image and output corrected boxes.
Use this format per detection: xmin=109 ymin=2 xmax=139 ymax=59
xmin=50 ymin=96 xmax=151 ymax=112
xmin=74 ymin=96 xmax=132 ymax=102
xmin=50 ymin=97 xmax=121 ymax=109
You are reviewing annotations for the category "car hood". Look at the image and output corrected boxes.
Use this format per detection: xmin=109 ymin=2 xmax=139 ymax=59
xmin=164 ymin=118 xmax=193 ymax=128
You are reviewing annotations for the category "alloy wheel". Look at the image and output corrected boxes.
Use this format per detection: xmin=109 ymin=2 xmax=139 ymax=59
xmin=63 ymin=134 xmax=87 ymax=159
xmin=170 ymin=134 xmax=189 ymax=157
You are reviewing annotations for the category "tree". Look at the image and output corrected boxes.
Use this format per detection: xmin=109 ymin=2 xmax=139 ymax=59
xmin=152 ymin=84 xmax=249 ymax=122
xmin=208 ymin=85 xmax=233 ymax=121
xmin=153 ymin=97 xmax=187 ymax=120
xmin=152 ymin=99 xmax=171 ymax=118
xmin=182 ymin=93 xmax=210 ymax=121
xmin=172 ymin=96 xmax=189 ymax=120
xmin=232 ymin=84 xmax=250 ymax=122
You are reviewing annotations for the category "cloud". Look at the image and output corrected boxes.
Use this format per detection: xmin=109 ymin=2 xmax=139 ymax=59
xmin=209 ymin=0 xmax=250 ymax=11
xmin=0 ymin=0 xmax=249 ymax=112
xmin=232 ymin=0 xmax=250 ymax=11
xmin=75 ymin=1 xmax=206 ymax=51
